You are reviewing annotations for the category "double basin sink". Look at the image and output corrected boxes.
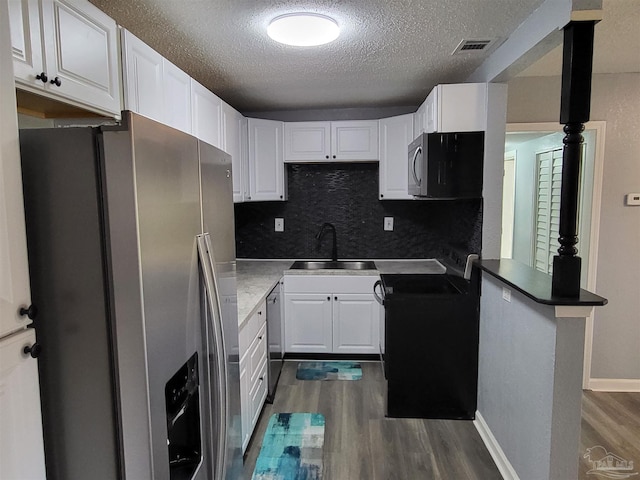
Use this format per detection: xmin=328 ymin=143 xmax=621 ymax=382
xmin=290 ymin=260 xmax=377 ymax=270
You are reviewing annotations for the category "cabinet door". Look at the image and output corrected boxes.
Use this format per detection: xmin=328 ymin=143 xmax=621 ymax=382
xmin=284 ymin=122 xmax=330 ymax=162
xmin=332 ymin=294 xmax=380 ymax=354
xmin=284 ymin=294 xmax=332 ymax=353
xmin=425 ymin=88 xmax=438 ymax=133
xmin=9 ymin=0 xmax=44 ymax=86
xmin=330 ymin=120 xmax=379 ymax=161
xmin=191 ymin=79 xmax=222 ymax=148
xmin=379 ymin=114 xmax=414 ymax=200
xmin=413 ymin=101 xmax=426 ymax=139
xmin=121 ymin=29 xmax=164 ymax=122
xmin=437 ymin=83 xmax=487 ymax=132
xmin=1 ymin=4 xmax=33 ymax=338
xmin=162 ymin=59 xmax=192 ymax=133
xmin=40 ymin=0 xmax=121 ymax=115
xmin=247 ymin=118 xmax=285 ymax=201
xmin=222 ymin=102 xmax=245 ymax=202
xmin=0 ymin=329 xmax=46 ymax=479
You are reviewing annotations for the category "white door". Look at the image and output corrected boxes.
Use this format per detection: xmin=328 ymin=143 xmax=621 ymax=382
xmin=331 ymin=120 xmax=379 ymax=161
xmin=284 ymin=122 xmax=330 ymax=162
xmin=162 ymin=59 xmax=191 ymax=133
xmin=247 ymin=118 xmax=284 ymax=201
xmin=40 ymin=0 xmax=121 ymax=115
xmin=379 ymin=114 xmax=414 ymax=200
xmin=501 ymin=153 xmax=516 ymax=258
xmin=9 ymin=0 xmax=44 ymax=86
xmin=332 ymin=294 xmax=380 ymax=354
xmin=0 ymin=329 xmax=46 ymax=479
xmin=1 ymin=1 xmax=33 ymax=338
xmin=121 ymin=29 xmax=164 ymax=122
xmin=284 ymin=294 xmax=332 ymax=353
xmin=191 ymin=79 xmax=222 ymax=148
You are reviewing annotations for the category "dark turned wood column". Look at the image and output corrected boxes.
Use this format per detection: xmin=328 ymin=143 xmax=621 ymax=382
xmin=552 ymin=20 xmax=596 ymax=297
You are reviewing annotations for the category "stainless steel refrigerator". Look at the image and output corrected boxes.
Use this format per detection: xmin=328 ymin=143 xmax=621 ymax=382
xmin=19 ymin=112 xmax=241 ymax=480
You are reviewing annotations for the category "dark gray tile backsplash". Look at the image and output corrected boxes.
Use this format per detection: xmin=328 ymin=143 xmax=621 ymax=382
xmin=234 ymin=163 xmax=482 ymax=259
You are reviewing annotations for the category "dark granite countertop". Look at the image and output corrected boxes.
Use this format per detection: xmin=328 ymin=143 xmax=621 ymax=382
xmin=474 ymin=259 xmax=607 ymax=306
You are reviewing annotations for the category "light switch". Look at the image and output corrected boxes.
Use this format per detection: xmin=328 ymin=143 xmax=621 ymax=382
xmin=384 ymin=217 xmax=394 ymax=231
xmin=275 ymin=218 xmax=284 ymax=232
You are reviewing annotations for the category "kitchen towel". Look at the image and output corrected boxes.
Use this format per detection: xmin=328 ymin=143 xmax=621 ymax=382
xmin=296 ymin=361 xmax=362 ymax=381
xmin=252 ymin=412 xmax=325 ymax=480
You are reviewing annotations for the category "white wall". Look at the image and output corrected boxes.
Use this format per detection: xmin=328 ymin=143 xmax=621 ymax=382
xmin=507 ymin=73 xmax=640 ymax=381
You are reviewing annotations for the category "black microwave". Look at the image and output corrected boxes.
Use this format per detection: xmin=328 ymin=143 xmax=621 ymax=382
xmin=408 ymin=132 xmax=484 ymax=198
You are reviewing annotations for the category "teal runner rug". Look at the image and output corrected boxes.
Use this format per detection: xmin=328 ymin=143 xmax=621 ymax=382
xmin=252 ymin=413 xmax=325 ymax=480
xmin=296 ymin=361 xmax=362 ymax=381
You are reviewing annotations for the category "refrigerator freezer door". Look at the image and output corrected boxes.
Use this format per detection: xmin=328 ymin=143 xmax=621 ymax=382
xmin=0 ymin=329 xmax=46 ymax=479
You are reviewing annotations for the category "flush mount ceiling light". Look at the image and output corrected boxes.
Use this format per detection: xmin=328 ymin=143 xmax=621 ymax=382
xmin=267 ymin=13 xmax=340 ymax=47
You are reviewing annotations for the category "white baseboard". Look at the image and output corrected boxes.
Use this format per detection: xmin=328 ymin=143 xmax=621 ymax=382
xmin=473 ymin=411 xmax=520 ymax=480
xmin=588 ymin=378 xmax=640 ymax=392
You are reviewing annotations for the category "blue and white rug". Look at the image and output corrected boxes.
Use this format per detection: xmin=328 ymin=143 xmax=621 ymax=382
xmin=252 ymin=413 xmax=325 ymax=480
xmin=296 ymin=361 xmax=362 ymax=381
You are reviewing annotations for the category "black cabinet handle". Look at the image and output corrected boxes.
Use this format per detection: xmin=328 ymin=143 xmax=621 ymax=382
xmin=36 ymin=72 xmax=48 ymax=83
xmin=332 ymin=155 xmax=336 ymax=159
xmin=259 ymin=376 xmax=264 ymax=382
xmin=24 ymin=343 xmax=42 ymax=359
xmin=259 ymin=335 xmax=263 ymax=340
xmin=19 ymin=304 xmax=38 ymax=320
xmin=327 ymin=296 xmax=330 ymax=301
xmin=334 ymin=296 xmax=338 ymax=301
xmin=325 ymin=155 xmax=329 ymax=159
xmin=50 ymin=77 xmax=62 ymax=87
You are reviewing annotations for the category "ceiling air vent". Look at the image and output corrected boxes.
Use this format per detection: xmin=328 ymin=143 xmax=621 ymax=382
xmin=452 ymin=39 xmax=496 ymax=55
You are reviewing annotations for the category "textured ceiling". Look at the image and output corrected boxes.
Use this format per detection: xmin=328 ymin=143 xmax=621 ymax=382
xmin=519 ymin=0 xmax=640 ymax=77
xmin=87 ymin=0 xmax=635 ymax=113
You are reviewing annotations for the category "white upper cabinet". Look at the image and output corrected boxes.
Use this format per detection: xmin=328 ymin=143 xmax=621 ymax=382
xmin=331 ymin=120 xmax=379 ymax=161
xmin=162 ymin=59 xmax=192 ymax=133
xmin=284 ymin=122 xmax=331 ymax=161
xmin=122 ymin=29 xmax=192 ymax=133
xmin=415 ymin=83 xmax=487 ymax=135
xmin=121 ymin=29 xmax=164 ymax=122
xmin=247 ymin=118 xmax=286 ymax=202
xmin=191 ymin=79 xmax=222 ymax=148
xmin=10 ymin=0 xmax=121 ymax=117
xmin=284 ymin=120 xmax=379 ymax=162
xmin=221 ymin=102 xmax=246 ymax=203
xmin=379 ymin=113 xmax=414 ymax=200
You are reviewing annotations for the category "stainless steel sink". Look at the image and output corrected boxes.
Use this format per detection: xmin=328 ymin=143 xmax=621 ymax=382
xmin=290 ymin=260 xmax=377 ymax=270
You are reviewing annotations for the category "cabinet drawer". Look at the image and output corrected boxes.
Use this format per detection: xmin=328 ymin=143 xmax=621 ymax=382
xmin=249 ymin=357 xmax=268 ymax=427
xmin=284 ymin=275 xmax=380 ymax=294
xmin=239 ymin=300 xmax=266 ymax=355
xmin=249 ymin=323 xmax=267 ymax=385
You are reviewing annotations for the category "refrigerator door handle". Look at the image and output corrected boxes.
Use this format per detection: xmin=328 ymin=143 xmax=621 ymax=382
xmin=197 ymin=234 xmax=228 ymax=480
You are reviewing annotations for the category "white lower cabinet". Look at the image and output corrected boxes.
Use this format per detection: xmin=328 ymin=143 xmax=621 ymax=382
xmin=239 ymin=301 xmax=267 ymax=453
xmin=284 ymin=275 xmax=381 ymax=354
xmin=284 ymin=294 xmax=333 ymax=353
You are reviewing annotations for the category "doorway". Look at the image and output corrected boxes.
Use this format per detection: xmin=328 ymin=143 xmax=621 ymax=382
xmin=503 ymin=121 xmax=606 ymax=387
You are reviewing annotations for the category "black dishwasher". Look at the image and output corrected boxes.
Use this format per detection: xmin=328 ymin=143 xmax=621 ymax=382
xmin=376 ymin=273 xmax=479 ymax=420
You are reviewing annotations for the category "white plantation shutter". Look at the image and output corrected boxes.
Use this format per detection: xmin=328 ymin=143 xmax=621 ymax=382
xmin=534 ymin=149 xmax=563 ymax=274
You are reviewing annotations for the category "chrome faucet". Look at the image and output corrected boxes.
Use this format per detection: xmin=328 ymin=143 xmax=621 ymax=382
xmin=315 ymin=223 xmax=338 ymax=261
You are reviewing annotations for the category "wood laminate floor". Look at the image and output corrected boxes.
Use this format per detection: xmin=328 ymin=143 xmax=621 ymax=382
xmin=242 ymin=362 xmax=640 ymax=479
xmin=242 ymin=361 xmax=501 ymax=479
xmin=579 ymin=390 xmax=640 ymax=479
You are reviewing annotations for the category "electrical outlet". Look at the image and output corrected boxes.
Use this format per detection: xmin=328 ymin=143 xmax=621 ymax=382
xmin=384 ymin=217 xmax=394 ymax=231
xmin=274 ymin=218 xmax=284 ymax=232
xmin=626 ymin=193 xmax=640 ymax=206
xmin=502 ymin=287 xmax=511 ymax=302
